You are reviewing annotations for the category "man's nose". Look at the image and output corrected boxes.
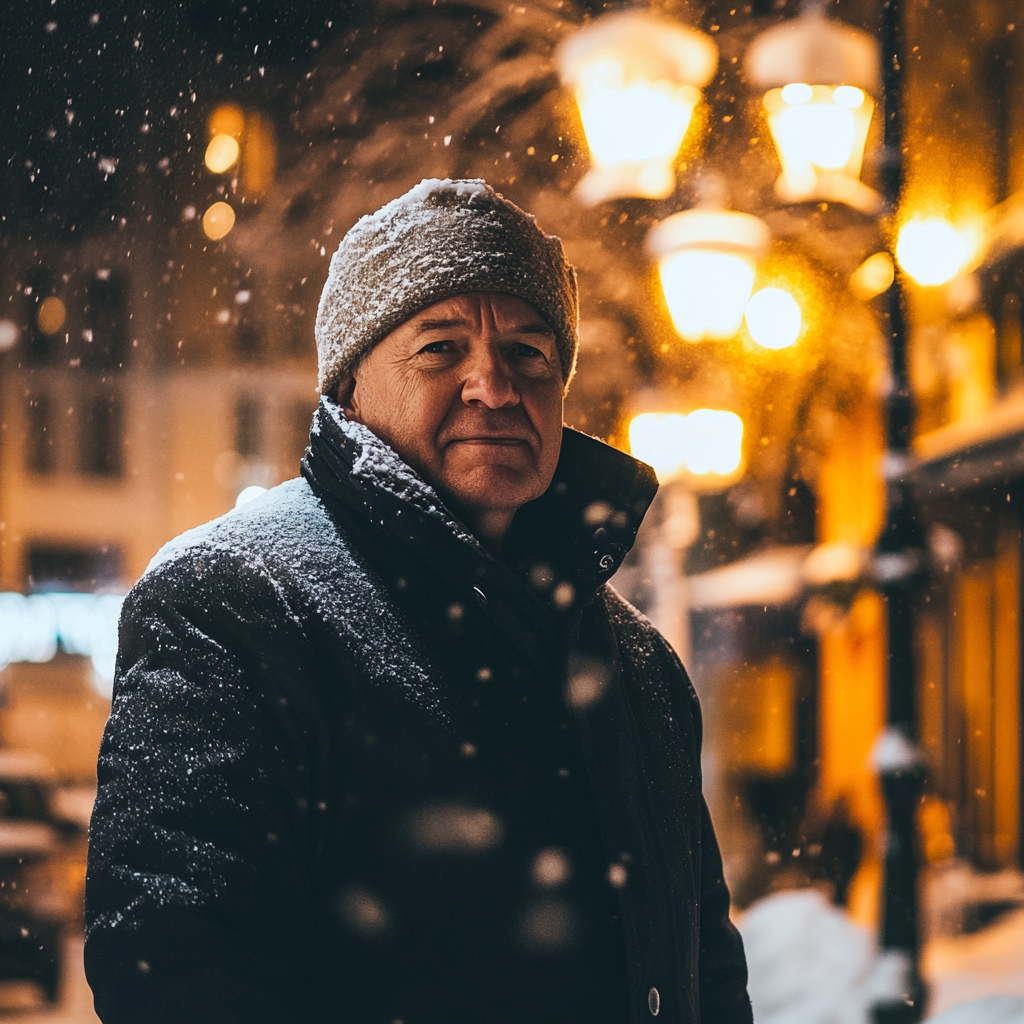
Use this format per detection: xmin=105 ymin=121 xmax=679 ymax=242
xmin=461 ymin=348 xmax=519 ymax=408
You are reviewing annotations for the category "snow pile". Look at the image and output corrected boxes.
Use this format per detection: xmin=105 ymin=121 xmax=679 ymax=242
xmin=738 ymin=889 xmax=876 ymax=1024
xmin=928 ymin=996 xmax=1024 ymax=1023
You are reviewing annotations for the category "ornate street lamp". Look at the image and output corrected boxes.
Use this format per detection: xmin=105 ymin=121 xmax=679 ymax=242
xmin=646 ymin=207 xmax=771 ymax=342
xmin=746 ymin=3 xmax=881 ymax=213
xmin=557 ymin=12 xmax=718 ymax=204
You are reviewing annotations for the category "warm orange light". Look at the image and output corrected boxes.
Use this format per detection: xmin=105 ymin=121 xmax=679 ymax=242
xmin=745 ymin=287 xmax=802 ymax=349
xmin=208 ymin=104 xmax=245 ymax=139
xmin=205 ymin=134 xmax=240 ymax=173
xmin=896 ymin=219 xmax=970 ymax=286
xmin=203 ymin=201 xmax=236 ymax=240
xmin=628 ymin=409 xmax=744 ymax=481
xmin=37 ymin=297 xmax=66 ymax=335
xmin=850 ymin=252 xmax=894 ymax=300
xmin=557 ymin=12 xmax=717 ymax=203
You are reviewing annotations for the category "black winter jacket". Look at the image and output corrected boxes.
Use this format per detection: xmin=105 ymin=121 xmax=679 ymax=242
xmin=85 ymin=398 xmax=751 ymax=1024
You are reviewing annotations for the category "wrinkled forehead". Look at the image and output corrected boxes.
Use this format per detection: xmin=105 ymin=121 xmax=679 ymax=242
xmin=401 ymin=292 xmax=556 ymax=334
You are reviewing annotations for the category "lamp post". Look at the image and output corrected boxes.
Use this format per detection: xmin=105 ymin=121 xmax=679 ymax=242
xmin=557 ymin=12 xmax=718 ymax=204
xmin=869 ymin=0 xmax=928 ymax=1019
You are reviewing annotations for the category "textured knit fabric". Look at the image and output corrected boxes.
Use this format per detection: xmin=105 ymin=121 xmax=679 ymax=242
xmin=314 ymin=178 xmax=579 ymax=395
xmin=84 ymin=399 xmax=752 ymax=1024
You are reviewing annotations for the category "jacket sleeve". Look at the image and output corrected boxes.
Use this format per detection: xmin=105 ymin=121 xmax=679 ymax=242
xmin=84 ymin=548 xmax=326 ymax=1024
xmin=697 ymin=796 xmax=753 ymax=1023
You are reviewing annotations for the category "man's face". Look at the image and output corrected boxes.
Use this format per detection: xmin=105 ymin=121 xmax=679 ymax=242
xmin=340 ymin=292 xmax=564 ymax=542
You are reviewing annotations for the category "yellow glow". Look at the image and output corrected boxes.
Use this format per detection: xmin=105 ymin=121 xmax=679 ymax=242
xmin=763 ymin=84 xmax=875 ymax=206
xmin=778 ymin=103 xmax=856 ymax=170
xmin=205 ymin=134 xmax=240 ymax=173
xmin=629 ymin=412 xmax=689 ymax=481
xmin=781 ymin=82 xmax=812 ymax=105
xmin=628 ymin=409 xmax=744 ymax=480
xmin=833 ymin=85 xmax=865 ymax=109
xmin=850 ymin=252 xmax=895 ymax=301
xmin=37 ymin=296 xmax=66 ymax=335
xmin=203 ymin=201 xmax=236 ymax=240
xmin=745 ymin=287 xmax=802 ymax=349
xmin=683 ymin=409 xmax=744 ymax=475
xmin=658 ymin=250 xmax=757 ymax=342
xmin=896 ymin=219 xmax=970 ymax=286
xmin=208 ymin=103 xmax=245 ymax=139
xmin=577 ymin=80 xmax=699 ymax=165
xmin=557 ymin=12 xmax=717 ymax=203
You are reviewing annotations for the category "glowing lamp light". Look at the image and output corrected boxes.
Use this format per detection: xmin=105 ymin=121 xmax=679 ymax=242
xmin=745 ymin=287 xmax=802 ymax=349
xmin=629 ymin=412 xmax=689 ymax=480
xmin=558 ymin=13 xmax=717 ymax=203
xmin=205 ymin=134 xmax=241 ymax=173
xmin=684 ymin=409 xmax=744 ymax=476
xmin=896 ymin=219 xmax=971 ymax=286
xmin=647 ymin=208 xmax=771 ymax=342
xmin=628 ymin=409 xmax=744 ymax=482
xmin=203 ymin=201 xmax=236 ymax=241
xmin=746 ymin=10 xmax=880 ymax=212
xmin=850 ymin=251 xmax=895 ymax=300
xmin=37 ymin=296 xmax=67 ymax=335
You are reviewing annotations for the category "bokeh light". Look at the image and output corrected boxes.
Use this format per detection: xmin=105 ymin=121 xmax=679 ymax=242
xmin=0 ymin=319 xmax=19 ymax=350
xmin=682 ymin=409 xmax=744 ymax=475
xmin=849 ymin=252 xmax=895 ymax=301
xmin=628 ymin=409 xmax=744 ymax=480
xmin=208 ymin=103 xmax=245 ymax=139
xmin=203 ymin=201 xmax=236 ymax=241
xmin=628 ymin=413 xmax=689 ymax=481
xmin=205 ymin=134 xmax=240 ymax=173
xmin=658 ymin=250 xmax=758 ymax=342
xmin=37 ymin=297 xmax=66 ymax=335
xmin=745 ymin=287 xmax=802 ymax=349
xmin=896 ymin=219 xmax=970 ymax=286
xmin=577 ymin=80 xmax=700 ymax=166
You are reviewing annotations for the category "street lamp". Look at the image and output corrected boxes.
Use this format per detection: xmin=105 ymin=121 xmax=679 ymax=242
xmin=628 ymin=409 xmax=744 ymax=482
xmin=746 ymin=4 xmax=881 ymax=213
xmin=646 ymin=208 xmax=771 ymax=342
xmin=557 ymin=12 xmax=718 ymax=204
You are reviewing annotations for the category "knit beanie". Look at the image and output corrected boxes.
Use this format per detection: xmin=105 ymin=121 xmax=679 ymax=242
xmin=314 ymin=178 xmax=579 ymax=395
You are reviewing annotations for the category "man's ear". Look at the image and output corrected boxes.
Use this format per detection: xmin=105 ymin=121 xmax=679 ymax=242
xmin=336 ymin=375 xmax=360 ymax=422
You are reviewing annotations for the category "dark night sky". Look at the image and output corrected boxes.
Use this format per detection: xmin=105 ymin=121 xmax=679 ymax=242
xmin=1 ymin=0 xmax=365 ymax=232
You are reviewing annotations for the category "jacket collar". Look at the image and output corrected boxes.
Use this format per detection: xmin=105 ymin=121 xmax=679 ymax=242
xmin=305 ymin=397 xmax=658 ymax=605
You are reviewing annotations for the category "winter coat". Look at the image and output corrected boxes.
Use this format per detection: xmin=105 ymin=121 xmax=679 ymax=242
xmin=84 ymin=397 xmax=752 ymax=1024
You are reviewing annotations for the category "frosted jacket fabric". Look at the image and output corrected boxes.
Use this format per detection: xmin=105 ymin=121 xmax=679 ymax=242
xmin=84 ymin=398 xmax=752 ymax=1024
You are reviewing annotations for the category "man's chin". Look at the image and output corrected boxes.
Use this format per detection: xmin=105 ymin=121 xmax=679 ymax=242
xmin=440 ymin=462 xmax=541 ymax=514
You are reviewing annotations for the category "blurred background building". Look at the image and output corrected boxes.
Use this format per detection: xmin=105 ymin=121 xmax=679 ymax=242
xmin=3 ymin=0 xmax=1024 ymax=1014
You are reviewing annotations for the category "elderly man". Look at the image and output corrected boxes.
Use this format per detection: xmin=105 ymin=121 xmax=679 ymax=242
xmin=85 ymin=179 xmax=751 ymax=1024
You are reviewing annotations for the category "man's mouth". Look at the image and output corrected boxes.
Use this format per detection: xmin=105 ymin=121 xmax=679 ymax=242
xmin=451 ymin=435 xmax=529 ymax=445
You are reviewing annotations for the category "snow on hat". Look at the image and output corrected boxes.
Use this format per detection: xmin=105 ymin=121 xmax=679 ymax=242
xmin=314 ymin=178 xmax=579 ymax=395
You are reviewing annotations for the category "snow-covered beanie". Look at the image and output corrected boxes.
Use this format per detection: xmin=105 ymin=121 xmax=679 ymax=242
xmin=314 ymin=178 xmax=579 ymax=395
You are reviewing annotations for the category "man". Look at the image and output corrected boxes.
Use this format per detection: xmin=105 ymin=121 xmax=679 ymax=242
xmin=85 ymin=179 xmax=751 ymax=1023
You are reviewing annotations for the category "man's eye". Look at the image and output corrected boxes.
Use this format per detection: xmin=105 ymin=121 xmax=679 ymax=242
xmin=511 ymin=344 xmax=542 ymax=358
xmin=420 ymin=340 xmax=453 ymax=354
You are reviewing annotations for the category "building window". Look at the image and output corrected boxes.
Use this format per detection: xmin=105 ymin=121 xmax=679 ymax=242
xmin=83 ymin=272 xmax=128 ymax=370
xmin=79 ymin=389 xmax=124 ymax=477
xmin=26 ymin=393 xmax=55 ymax=475
xmin=27 ymin=543 xmax=123 ymax=593
xmin=235 ymin=396 xmax=262 ymax=459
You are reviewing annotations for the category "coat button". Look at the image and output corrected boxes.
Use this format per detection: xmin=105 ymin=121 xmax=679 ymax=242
xmin=648 ymin=987 xmax=660 ymax=1017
